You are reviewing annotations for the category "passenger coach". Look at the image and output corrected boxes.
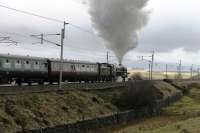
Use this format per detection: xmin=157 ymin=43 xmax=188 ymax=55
xmin=0 ymin=54 xmax=48 ymax=85
xmin=0 ymin=54 xmax=128 ymax=85
xmin=47 ymin=59 xmax=99 ymax=82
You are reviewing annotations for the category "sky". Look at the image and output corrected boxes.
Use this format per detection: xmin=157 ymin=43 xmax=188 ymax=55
xmin=0 ymin=0 xmax=200 ymax=70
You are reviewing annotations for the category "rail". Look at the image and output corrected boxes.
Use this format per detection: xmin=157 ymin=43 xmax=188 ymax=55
xmin=0 ymin=79 xmax=199 ymax=95
xmin=0 ymin=82 xmax=129 ymax=95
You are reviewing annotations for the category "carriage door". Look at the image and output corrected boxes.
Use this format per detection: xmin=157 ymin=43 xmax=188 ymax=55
xmin=71 ymin=65 xmax=76 ymax=72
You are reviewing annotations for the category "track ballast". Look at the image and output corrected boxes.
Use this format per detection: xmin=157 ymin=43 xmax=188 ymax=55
xmin=0 ymin=82 xmax=128 ymax=95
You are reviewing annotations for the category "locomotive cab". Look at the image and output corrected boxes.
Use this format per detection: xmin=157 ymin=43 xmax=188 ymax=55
xmin=115 ymin=64 xmax=128 ymax=82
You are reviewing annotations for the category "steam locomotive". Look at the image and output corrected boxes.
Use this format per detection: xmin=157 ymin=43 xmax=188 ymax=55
xmin=0 ymin=54 xmax=128 ymax=85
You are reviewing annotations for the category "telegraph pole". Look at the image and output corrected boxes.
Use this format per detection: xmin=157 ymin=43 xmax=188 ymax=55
xmin=106 ymin=51 xmax=109 ymax=64
xmin=59 ymin=21 xmax=69 ymax=90
xmin=198 ymin=68 xmax=200 ymax=80
xmin=30 ymin=21 xmax=69 ymax=90
xmin=165 ymin=64 xmax=168 ymax=79
xmin=30 ymin=31 xmax=67 ymax=90
xmin=179 ymin=60 xmax=182 ymax=77
xmin=151 ymin=51 xmax=155 ymax=80
xmin=138 ymin=51 xmax=155 ymax=80
xmin=176 ymin=60 xmax=182 ymax=79
xmin=41 ymin=34 xmax=44 ymax=44
xmin=190 ymin=64 xmax=193 ymax=79
xmin=149 ymin=63 xmax=151 ymax=80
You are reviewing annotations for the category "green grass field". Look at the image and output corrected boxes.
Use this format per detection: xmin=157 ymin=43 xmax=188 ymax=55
xmin=129 ymin=69 xmax=198 ymax=80
xmin=107 ymin=81 xmax=200 ymax=133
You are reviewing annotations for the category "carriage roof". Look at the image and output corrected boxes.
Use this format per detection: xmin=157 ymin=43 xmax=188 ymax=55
xmin=0 ymin=54 xmax=47 ymax=61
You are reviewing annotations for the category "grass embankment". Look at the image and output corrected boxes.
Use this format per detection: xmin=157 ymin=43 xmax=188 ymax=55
xmin=107 ymin=81 xmax=200 ymax=133
xmin=0 ymin=91 xmax=117 ymax=133
xmin=89 ymin=81 xmax=179 ymax=111
xmin=0 ymin=80 xmax=182 ymax=133
xmin=129 ymin=70 xmax=196 ymax=80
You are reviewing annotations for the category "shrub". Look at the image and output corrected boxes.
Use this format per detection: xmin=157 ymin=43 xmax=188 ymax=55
xmin=130 ymin=73 xmax=144 ymax=80
xmin=115 ymin=81 xmax=157 ymax=110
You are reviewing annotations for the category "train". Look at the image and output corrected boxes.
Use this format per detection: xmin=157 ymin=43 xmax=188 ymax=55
xmin=0 ymin=54 xmax=128 ymax=85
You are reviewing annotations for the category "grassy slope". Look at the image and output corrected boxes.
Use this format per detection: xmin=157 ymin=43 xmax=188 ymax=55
xmin=0 ymin=91 xmax=118 ymax=133
xmin=129 ymin=70 xmax=196 ymax=80
xmin=108 ymin=82 xmax=200 ymax=133
xmin=0 ymin=81 xmax=184 ymax=133
xmin=89 ymin=81 xmax=179 ymax=111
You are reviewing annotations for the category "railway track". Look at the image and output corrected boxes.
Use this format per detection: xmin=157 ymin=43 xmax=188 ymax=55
xmin=0 ymin=82 xmax=129 ymax=95
xmin=0 ymin=79 xmax=199 ymax=95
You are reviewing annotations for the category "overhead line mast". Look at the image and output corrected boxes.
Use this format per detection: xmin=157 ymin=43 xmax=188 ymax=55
xmin=0 ymin=36 xmax=18 ymax=46
xmin=59 ymin=22 xmax=69 ymax=90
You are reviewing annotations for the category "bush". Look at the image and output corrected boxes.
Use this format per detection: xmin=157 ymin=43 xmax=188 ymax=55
xmin=174 ymin=74 xmax=183 ymax=80
xmin=163 ymin=79 xmax=173 ymax=83
xmin=169 ymin=81 xmax=190 ymax=95
xmin=115 ymin=81 xmax=157 ymax=110
xmin=130 ymin=73 xmax=144 ymax=80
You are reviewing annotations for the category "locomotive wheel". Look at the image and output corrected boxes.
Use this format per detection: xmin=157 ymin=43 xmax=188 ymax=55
xmin=28 ymin=82 xmax=31 ymax=86
xmin=38 ymin=82 xmax=44 ymax=85
xmin=16 ymin=79 xmax=22 ymax=86
xmin=49 ymin=81 xmax=53 ymax=85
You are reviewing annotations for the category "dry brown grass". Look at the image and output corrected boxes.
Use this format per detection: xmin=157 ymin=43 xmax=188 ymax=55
xmin=0 ymin=81 xmax=190 ymax=133
xmin=130 ymin=72 xmax=144 ymax=80
xmin=100 ymin=82 xmax=200 ymax=133
xmin=0 ymin=91 xmax=118 ymax=132
xmin=99 ymin=95 xmax=200 ymax=133
xmin=128 ymin=70 xmax=196 ymax=80
xmin=90 ymin=81 xmax=179 ymax=111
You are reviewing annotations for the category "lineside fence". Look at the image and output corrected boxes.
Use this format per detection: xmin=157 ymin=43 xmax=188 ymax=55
xmin=18 ymin=91 xmax=182 ymax=133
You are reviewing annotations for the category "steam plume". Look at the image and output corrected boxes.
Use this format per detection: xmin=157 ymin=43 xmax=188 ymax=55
xmin=89 ymin=0 xmax=149 ymax=64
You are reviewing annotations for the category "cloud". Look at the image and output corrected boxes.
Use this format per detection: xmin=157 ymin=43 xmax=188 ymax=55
xmin=1 ymin=0 xmax=200 ymax=68
xmin=137 ymin=23 xmax=200 ymax=52
xmin=136 ymin=0 xmax=200 ymax=52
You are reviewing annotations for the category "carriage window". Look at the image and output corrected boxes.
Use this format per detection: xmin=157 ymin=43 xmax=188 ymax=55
xmin=15 ymin=60 xmax=22 ymax=69
xmin=26 ymin=61 xmax=29 ymax=64
xmin=44 ymin=63 xmax=48 ymax=67
xmin=35 ymin=61 xmax=39 ymax=65
xmin=82 ymin=65 xmax=85 ymax=67
xmin=6 ymin=59 xmax=9 ymax=63
xmin=71 ymin=65 xmax=75 ymax=70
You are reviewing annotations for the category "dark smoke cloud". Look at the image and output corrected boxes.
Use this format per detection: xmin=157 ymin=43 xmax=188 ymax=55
xmin=89 ymin=0 xmax=149 ymax=64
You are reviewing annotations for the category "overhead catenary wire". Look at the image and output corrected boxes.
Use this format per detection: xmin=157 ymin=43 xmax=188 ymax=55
xmin=68 ymin=23 xmax=96 ymax=35
xmin=4 ymin=3 xmax=196 ymax=69
xmin=0 ymin=31 xmax=115 ymax=60
xmin=0 ymin=4 xmax=63 ymax=23
xmin=0 ymin=31 xmax=30 ymax=39
xmin=0 ymin=31 xmax=117 ymax=58
xmin=0 ymin=36 xmax=18 ymax=46
xmin=0 ymin=3 xmax=97 ymax=35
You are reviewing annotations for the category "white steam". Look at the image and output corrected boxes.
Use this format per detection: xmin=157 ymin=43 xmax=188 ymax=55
xmin=89 ymin=0 xmax=149 ymax=64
